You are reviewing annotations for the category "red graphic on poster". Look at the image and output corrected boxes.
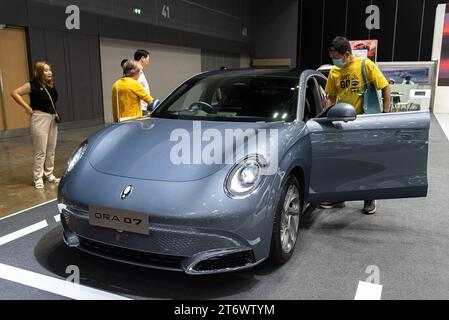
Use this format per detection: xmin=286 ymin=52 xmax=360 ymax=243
xmin=439 ymin=5 xmax=449 ymax=86
xmin=350 ymin=40 xmax=378 ymax=62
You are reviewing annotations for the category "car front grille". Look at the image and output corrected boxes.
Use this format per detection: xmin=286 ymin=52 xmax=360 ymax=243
xmin=78 ymin=237 xmax=186 ymax=271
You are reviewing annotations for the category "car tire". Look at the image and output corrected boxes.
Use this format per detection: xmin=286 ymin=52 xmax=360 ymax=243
xmin=269 ymin=175 xmax=303 ymax=264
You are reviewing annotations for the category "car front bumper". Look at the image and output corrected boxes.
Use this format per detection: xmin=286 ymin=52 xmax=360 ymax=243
xmin=57 ymin=161 xmax=276 ymax=274
xmin=59 ymin=204 xmax=267 ymax=274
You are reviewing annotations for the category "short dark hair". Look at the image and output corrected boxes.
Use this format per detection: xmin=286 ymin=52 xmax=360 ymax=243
xmin=328 ymin=36 xmax=352 ymax=55
xmin=120 ymin=59 xmax=128 ymax=68
xmin=134 ymin=49 xmax=150 ymax=61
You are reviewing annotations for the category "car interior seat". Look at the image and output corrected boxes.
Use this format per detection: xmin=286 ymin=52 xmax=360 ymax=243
xmin=219 ymin=83 xmax=248 ymax=113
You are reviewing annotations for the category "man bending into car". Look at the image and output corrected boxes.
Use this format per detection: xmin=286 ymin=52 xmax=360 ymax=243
xmin=322 ymin=36 xmax=391 ymax=215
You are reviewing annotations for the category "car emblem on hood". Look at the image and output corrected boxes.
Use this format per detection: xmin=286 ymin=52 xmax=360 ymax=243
xmin=121 ymin=186 xmax=133 ymax=199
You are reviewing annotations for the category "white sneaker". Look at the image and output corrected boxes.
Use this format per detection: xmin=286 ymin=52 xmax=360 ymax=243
xmin=35 ymin=179 xmax=44 ymax=189
xmin=362 ymin=200 xmax=377 ymax=215
xmin=319 ymin=202 xmax=346 ymax=209
xmin=45 ymin=175 xmax=60 ymax=183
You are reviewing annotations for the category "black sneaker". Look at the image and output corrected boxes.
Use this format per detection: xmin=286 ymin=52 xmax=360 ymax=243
xmin=362 ymin=200 xmax=377 ymax=215
xmin=319 ymin=202 xmax=346 ymax=209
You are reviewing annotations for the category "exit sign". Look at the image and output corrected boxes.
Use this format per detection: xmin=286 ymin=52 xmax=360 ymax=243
xmin=133 ymin=8 xmax=142 ymax=15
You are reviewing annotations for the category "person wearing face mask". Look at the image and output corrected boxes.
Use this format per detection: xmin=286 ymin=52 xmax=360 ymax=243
xmin=324 ymin=37 xmax=390 ymax=114
xmin=11 ymin=61 xmax=60 ymax=189
xmin=321 ymin=37 xmax=391 ymax=215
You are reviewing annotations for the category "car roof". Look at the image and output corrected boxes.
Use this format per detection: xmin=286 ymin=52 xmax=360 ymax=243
xmin=196 ymin=68 xmax=303 ymax=80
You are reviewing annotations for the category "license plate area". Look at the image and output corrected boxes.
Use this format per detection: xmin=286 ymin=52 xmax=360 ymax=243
xmin=89 ymin=205 xmax=149 ymax=235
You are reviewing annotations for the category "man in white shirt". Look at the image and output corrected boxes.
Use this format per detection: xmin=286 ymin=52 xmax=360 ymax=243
xmin=134 ymin=49 xmax=151 ymax=115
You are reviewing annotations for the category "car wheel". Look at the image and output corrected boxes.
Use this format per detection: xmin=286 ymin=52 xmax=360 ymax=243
xmin=269 ymin=175 xmax=303 ymax=264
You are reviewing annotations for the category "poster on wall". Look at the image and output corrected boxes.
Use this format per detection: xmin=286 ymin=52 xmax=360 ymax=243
xmin=350 ymin=40 xmax=378 ymax=62
xmin=438 ymin=5 xmax=449 ymax=86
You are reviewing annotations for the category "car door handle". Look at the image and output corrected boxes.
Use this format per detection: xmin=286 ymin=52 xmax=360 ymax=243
xmin=395 ymin=130 xmax=417 ymax=139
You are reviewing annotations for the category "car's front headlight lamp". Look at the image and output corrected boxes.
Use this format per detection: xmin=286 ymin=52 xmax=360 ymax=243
xmin=66 ymin=141 xmax=88 ymax=175
xmin=225 ymin=155 xmax=266 ymax=198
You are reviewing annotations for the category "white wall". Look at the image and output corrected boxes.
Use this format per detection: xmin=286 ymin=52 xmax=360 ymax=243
xmin=240 ymin=54 xmax=251 ymax=68
xmin=100 ymin=38 xmax=202 ymax=123
xmin=432 ymin=4 xmax=449 ymax=114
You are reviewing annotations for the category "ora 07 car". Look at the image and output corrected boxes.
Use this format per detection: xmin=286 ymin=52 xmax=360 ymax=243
xmin=58 ymin=69 xmax=430 ymax=275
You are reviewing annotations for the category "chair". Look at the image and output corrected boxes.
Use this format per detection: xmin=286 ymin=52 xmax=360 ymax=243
xmin=408 ymin=103 xmax=421 ymax=111
xmin=391 ymin=92 xmax=401 ymax=104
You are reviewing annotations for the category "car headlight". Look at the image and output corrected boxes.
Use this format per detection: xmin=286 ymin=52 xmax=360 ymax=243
xmin=65 ymin=141 xmax=88 ymax=175
xmin=225 ymin=155 xmax=266 ymax=199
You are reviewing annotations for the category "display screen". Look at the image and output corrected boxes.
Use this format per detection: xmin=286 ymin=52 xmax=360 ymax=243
xmin=381 ymin=68 xmax=430 ymax=85
xmin=414 ymin=91 xmax=426 ymax=96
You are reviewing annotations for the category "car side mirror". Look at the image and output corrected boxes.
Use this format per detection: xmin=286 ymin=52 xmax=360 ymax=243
xmin=151 ymin=99 xmax=161 ymax=110
xmin=320 ymin=103 xmax=357 ymax=123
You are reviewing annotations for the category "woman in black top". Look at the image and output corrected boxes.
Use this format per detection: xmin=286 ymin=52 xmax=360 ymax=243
xmin=11 ymin=61 xmax=60 ymax=189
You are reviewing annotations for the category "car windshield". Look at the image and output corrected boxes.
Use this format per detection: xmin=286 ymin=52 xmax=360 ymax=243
xmin=151 ymin=74 xmax=299 ymax=122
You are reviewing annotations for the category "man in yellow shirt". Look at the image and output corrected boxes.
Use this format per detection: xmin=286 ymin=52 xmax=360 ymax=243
xmin=112 ymin=60 xmax=154 ymax=122
xmin=322 ymin=36 xmax=391 ymax=215
xmin=325 ymin=36 xmax=391 ymax=114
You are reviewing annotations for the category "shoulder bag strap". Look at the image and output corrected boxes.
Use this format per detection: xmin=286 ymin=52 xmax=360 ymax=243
xmin=42 ymin=86 xmax=57 ymax=113
xmin=361 ymin=59 xmax=368 ymax=91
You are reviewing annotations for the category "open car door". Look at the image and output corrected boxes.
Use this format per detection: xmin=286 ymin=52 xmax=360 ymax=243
xmin=304 ymin=76 xmax=430 ymax=205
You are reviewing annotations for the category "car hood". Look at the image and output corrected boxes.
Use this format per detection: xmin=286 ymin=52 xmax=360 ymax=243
xmin=88 ymin=118 xmax=295 ymax=182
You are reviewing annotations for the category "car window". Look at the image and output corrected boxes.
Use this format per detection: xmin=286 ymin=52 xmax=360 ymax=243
xmin=304 ymin=78 xmax=322 ymax=121
xmin=314 ymin=76 xmax=328 ymax=115
xmin=152 ymin=75 xmax=300 ymax=122
xmin=304 ymin=96 xmax=312 ymax=122
xmin=168 ymin=83 xmax=206 ymax=112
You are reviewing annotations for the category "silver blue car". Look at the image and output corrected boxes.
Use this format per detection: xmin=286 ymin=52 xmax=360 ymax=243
xmin=58 ymin=68 xmax=429 ymax=275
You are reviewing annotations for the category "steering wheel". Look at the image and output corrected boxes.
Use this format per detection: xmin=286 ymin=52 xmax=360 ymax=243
xmin=188 ymin=101 xmax=217 ymax=114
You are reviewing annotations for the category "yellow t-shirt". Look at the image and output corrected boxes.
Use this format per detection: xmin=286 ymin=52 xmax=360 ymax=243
xmin=325 ymin=57 xmax=389 ymax=114
xmin=112 ymin=77 xmax=154 ymax=122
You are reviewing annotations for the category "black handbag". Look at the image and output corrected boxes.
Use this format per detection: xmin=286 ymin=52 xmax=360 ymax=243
xmin=54 ymin=113 xmax=62 ymax=123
